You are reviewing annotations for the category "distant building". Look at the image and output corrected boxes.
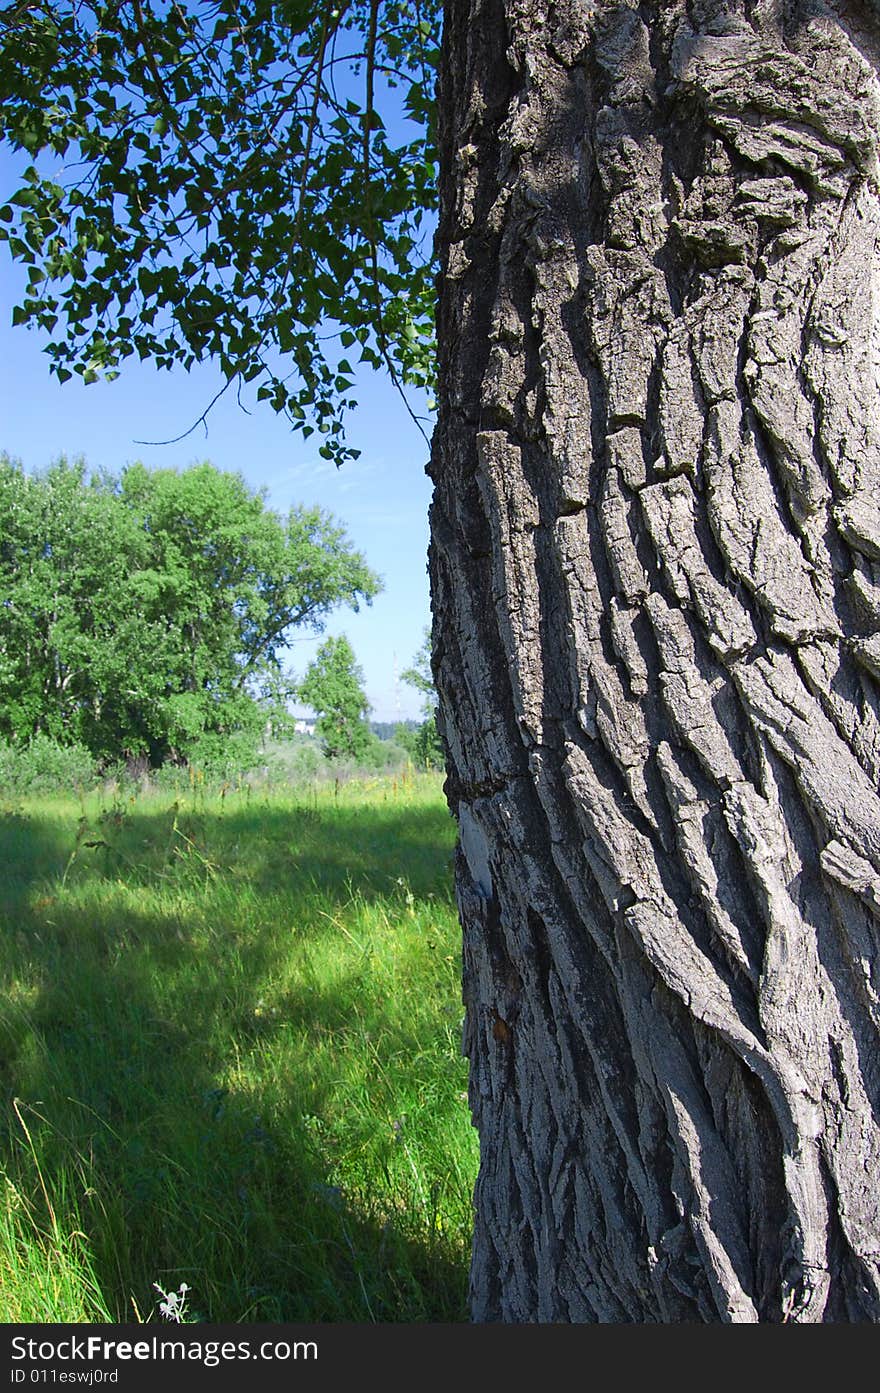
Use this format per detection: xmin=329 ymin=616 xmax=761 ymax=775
xmin=294 ymin=718 xmax=316 ymax=736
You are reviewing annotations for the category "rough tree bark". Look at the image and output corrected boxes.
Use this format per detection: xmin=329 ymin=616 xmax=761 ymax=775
xmin=428 ymin=0 xmax=880 ymax=1321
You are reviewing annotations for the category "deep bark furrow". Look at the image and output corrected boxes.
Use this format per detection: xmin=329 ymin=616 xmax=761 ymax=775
xmin=431 ymin=0 xmax=880 ymax=1320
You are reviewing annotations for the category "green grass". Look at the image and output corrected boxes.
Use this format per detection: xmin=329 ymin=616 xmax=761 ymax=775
xmin=0 ymin=771 xmax=478 ymax=1322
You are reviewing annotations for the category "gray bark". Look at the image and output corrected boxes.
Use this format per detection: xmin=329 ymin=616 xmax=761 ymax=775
xmin=428 ymin=0 xmax=880 ymax=1321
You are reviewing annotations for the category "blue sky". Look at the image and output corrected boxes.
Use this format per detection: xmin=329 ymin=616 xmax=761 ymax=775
xmin=0 ymin=170 xmax=436 ymax=725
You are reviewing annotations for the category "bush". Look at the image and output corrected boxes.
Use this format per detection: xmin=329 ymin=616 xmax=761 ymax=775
xmin=0 ymin=735 xmax=98 ymax=796
xmin=182 ymin=729 xmax=264 ymax=778
xmin=355 ymin=734 xmax=411 ymax=772
xmin=268 ymin=739 xmax=324 ymax=782
xmin=396 ymin=716 xmax=444 ymax=771
xmin=260 ymin=736 xmax=411 ymax=785
xmin=0 ymin=730 xmax=429 ymax=800
xmin=413 ymin=715 xmax=445 ymax=771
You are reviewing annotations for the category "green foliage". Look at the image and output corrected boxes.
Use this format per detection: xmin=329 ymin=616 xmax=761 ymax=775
xmin=0 ymin=453 xmax=381 ymax=766
xmin=252 ymin=732 xmax=414 ymax=786
xmin=400 ymin=627 xmax=435 ymax=718
xmin=174 ymin=729 xmax=269 ymax=780
xmin=298 ymin=633 xmax=373 ymax=759
xmin=0 ymin=733 xmax=97 ymax=795
xmin=264 ymin=735 xmax=324 ymax=783
xmin=394 ymin=714 xmax=443 ymax=770
xmin=0 ymin=1 xmax=439 ymax=464
xmin=358 ymin=733 xmax=411 ymax=770
xmin=411 ymin=711 xmax=444 ymax=770
xmin=400 ymin=626 xmax=443 ymax=769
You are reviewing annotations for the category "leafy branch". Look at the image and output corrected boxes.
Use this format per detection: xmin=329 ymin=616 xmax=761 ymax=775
xmin=0 ymin=0 xmax=440 ymax=463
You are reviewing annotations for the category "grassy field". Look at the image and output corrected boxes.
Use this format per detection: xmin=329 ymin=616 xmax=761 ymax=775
xmin=0 ymin=771 xmax=478 ymax=1322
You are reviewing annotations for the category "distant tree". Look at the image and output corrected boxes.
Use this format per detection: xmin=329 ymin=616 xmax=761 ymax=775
xmin=400 ymin=629 xmax=435 ymax=718
xmin=297 ymin=634 xmax=372 ymax=760
xmin=371 ymin=719 xmax=413 ymax=742
xmin=400 ymin=628 xmax=443 ymax=770
xmin=0 ymin=455 xmax=380 ymax=765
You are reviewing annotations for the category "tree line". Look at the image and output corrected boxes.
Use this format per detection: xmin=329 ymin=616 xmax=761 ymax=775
xmin=0 ymin=453 xmax=379 ymax=768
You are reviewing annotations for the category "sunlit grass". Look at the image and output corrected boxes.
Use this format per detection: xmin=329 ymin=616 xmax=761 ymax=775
xmin=0 ymin=772 xmax=477 ymax=1322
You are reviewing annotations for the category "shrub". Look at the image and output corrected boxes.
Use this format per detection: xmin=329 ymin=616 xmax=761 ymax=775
xmin=396 ymin=716 xmax=444 ymax=771
xmin=182 ymin=729 xmax=264 ymax=778
xmin=0 ymin=735 xmax=98 ymax=796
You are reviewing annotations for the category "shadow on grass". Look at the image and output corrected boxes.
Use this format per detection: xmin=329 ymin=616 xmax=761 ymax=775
xmin=0 ymin=795 xmax=472 ymax=1323
xmin=21 ymin=795 xmax=459 ymax=902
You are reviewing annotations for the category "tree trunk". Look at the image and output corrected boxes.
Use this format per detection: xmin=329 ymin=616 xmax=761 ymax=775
xmin=428 ymin=0 xmax=880 ymax=1322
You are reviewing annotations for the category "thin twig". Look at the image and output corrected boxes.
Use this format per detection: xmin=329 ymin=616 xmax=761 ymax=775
xmin=132 ymin=375 xmax=235 ymax=445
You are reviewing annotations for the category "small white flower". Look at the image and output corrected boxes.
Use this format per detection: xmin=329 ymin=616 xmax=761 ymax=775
xmin=153 ymin=1281 xmax=191 ymax=1323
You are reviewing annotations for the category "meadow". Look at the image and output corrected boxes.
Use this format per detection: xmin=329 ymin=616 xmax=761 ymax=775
xmin=0 ymin=771 xmax=478 ymax=1323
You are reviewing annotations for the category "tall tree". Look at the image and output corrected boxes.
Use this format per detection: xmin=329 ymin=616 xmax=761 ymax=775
xmin=297 ymin=632 xmax=373 ymax=757
xmin=0 ymin=453 xmax=156 ymax=748
xmin=429 ymin=0 xmax=880 ymax=1322
xmin=4 ymin=0 xmax=880 ymax=1322
xmin=0 ymin=454 xmax=380 ymax=763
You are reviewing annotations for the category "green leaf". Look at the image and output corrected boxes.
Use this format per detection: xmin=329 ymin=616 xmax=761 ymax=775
xmin=0 ymin=0 xmax=440 ymax=452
